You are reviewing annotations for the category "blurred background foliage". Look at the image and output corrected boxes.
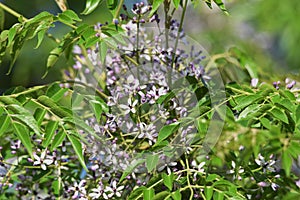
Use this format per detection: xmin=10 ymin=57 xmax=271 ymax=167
xmin=0 ymin=0 xmax=299 ymax=92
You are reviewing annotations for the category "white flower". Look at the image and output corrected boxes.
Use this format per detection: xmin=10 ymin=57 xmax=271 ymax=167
xmin=227 ymin=161 xmax=244 ymax=180
xmin=89 ymin=185 xmax=104 ymax=199
xmin=271 ymin=182 xmax=279 ymax=191
xmin=69 ymin=180 xmax=87 ymax=199
xmin=104 ymin=180 xmax=124 ymax=199
xmin=119 ymin=98 xmax=138 ymax=114
xmin=255 ymin=153 xmax=276 ymax=172
xmin=33 ymin=150 xmax=53 ymax=170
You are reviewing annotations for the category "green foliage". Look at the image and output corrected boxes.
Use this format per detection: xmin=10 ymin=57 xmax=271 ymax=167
xmin=0 ymin=0 xmax=300 ymax=199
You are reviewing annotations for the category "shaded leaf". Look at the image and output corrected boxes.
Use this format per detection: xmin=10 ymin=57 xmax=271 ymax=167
xmin=67 ymin=134 xmax=88 ymax=171
xmin=156 ymin=122 xmax=180 ymax=145
xmin=146 ymin=154 xmax=159 ymax=172
xmin=13 ymin=122 xmax=33 ymax=158
xmin=50 ymin=130 xmax=66 ymax=151
xmin=119 ymin=159 xmax=145 ymax=183
xmin=82 ymin=0 xmax=102 ymax=15
xmin=43 ymin=121 xmax=59 ymax=148
xmin=8 ymin=104 xmax=41 ymax=136
xmin=269 ymin=107 xmax=289 ymax=124
xmin=46 ymin=83 xmax=68 ymax=102
xmin=153 ymin=191 xmax=169 ymax=200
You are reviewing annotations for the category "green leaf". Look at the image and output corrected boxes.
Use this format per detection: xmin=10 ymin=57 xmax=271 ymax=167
xmin=0 ymin=7 xmax=4 ymax=31
xmin=205 ymin=186 xmax=214 ymax=200
xmin=206 ymin=174 xmax=218 ymax=182
xmin=213 ymin=191 xmax=225 ymax=200
xmin=171 ymin=190 xmax=182 ymax=200
xmin=8 ymin=25 xmax=17 ymax=47
xmin=52 ymin=178 xmax=62 ymax=196
xmin=0 ymin=115 xmax=10 ymax=137
xmin=269 ymin=107 xmax=289 ymax=123
xmin=156 ymin=122 xmax=180 ymax=145
xmin=296 ymin=105 xmax=300 ymax=124
xmin=233 ymin=95 xmax=261 ymax=111
xmin=153 ymin=191 xmax=170 ymax=200
xmin=44 ymin=32 xmax=79 ymax=78
xmin=259 ymin=117 xmax=271 ymax=129
xmin=143 ymin=188 xmax=155 ymax=200
xmin=146 ymin=154 xmax=159 ymax=172
xmin=67 ymin=134 xmax=88 ymax=171
xmin=282 ymin=150 xmax=292 ymax=176
xmin=99 ymin=41 xmax=107 ymax=64
xmin=162 ymin=172 xmax=174 ymax=191
xmin=82 ymin=0 xmax=102 ymax=15
xmin=119 ymin=159 xmax=145 ymax=183
xmin=38 ymin=95 xmax=73 ymax=118
xmin=205 ymin=0 xmax=228 ymax=15
xmin=32 ymin=169 xmax=52 ymax=182
xmin=237 ymin=104 xmax=260 ymax=120
xmin=46 ymin=83 xmax=68 ymax=102
xmin=43 ymin=121 xmax=59 ymax=148
xmin=34 ymin=108 xmax=47 ymax=127
xmin=128 ymin=186 xmax=147 ymax=200
xmin=45 ymin=46 xmax=63 ymax=77
xmin=13 ymin=122 xmax=33 ymax=158
xmin=50 ymin=130 xmax=66 ymax=151
xmin=61 ymin=10 xmax=81 ymax=22
xmin=8 ymin=104 xmax=41 ymax=136
xmin=107 ymin=0 xmax=118 ymax=10
xmin=35 ymin=28 xmax=47 ymax=49
xmin=149 ymin=0 xmax=164 ymax=16
xmin=89 ymin=100 xmax=103 ymax=122
xmin=173 ymin=0 xmax=180 ymax=9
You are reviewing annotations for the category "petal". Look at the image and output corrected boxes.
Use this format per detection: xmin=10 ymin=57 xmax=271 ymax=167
xmin=41 ymin=164 xmax=47 ymax=170
xmin=41 ymin=151 xmax=46 ymax=159
xmin=44 ymin=159 xmax=53 ymax=165
xmin=112 ymin=180 xmax=117 ymax=188
xmin=33 ymin=154 xmax=40 ymax=161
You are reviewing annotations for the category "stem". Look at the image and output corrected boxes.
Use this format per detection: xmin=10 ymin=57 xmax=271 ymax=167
xmin=171 ymin=0 xmax=188 ymax=69
xmin=114 ymin=0 xmax=124 ymax=20
xmin=0 ymin=3 xmax=28 ymax=21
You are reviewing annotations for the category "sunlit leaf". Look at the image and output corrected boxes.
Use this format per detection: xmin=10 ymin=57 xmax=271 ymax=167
xmin=173 ymin=0 xmax=180 ymax=9
xmin=162 ymin=172 xmax=174 ymax=191
xmin=282 ymin=150 xmax=292 ymax=176
xmin=205 ymin=186 xmax=214 ymax=200
xmin=143 ymin=188 xmax=155 ymax=200
xmin=171 ymin=190 xmax=182 ymax=200
xmin=0 ymin=115 xmax=10 ymax=137
xmin=149 ymin=0 xmax=164 ymax=16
